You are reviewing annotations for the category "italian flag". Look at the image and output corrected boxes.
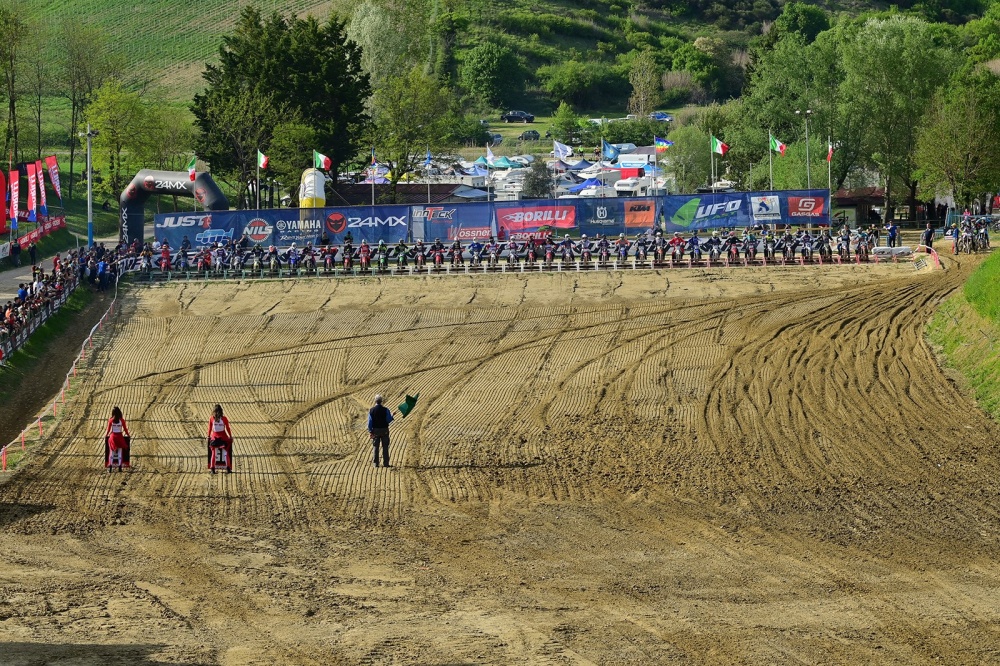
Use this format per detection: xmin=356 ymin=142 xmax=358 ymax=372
xmin=186 ymin=156 xmax=197 ymax=181
xmin=313 ymin=150 xmax=332 ymax=170
xmin=769 ymin=134 xmax=786 ymax=156
xmin=827 ymin=140 xmax=834 ymax=162
xmin=257 ymin=150 xmax=269 ymax=170
xmin=711 ymin=135 xmax=729 ymax=156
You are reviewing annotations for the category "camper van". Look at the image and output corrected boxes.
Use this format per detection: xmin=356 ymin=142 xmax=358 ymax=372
xmin=614 ymin=177 xmax=653 ymax=197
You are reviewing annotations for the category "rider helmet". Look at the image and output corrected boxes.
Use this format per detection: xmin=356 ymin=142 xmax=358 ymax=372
xmin=379 ymin=240 xmax=385 ymax=246
xmin=565 ymin=234 xmax=570 ymax=239
xmin=268 ymin=245 xmax=275 ymax=252
xmin=619 ymin=233 xmax=625 ymax=238
xmin=674 ymin=232 xmax=681 ymax=237
xmin=581 ymin=234 xmax=587 ymax=239
xmin=362 ymin=240 xmax=369 ymax=245
xmin=712 ymin=231 xmax=719 ymax=236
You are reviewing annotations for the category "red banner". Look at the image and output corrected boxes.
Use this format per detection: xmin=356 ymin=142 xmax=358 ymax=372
xmin=9 ymin=169 xmax=18 ymax=226
xmin=26 ymin=163 xmax=37 ymax=222
xmin=35 ymin=160 xmax=47 ymax=215
xmin=496 ymin=205 xmax=576 ymax=231
xmin=44 ymin=155 xmax=62 ymax=202
xmin=788 ymin=196 xmax=825 ymax=217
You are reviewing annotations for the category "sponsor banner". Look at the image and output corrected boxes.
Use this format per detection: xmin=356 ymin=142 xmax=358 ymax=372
xmin=26 ymin=163 xmax=37 ymax=222
xmin=624 ymin=198 xmax=656 ymax=228
xmin=788 ymin=196 xmax=825 ymax=217
xmin=662 ymin=189 xmax=829 ymax=231
xmin=751 ymin=195 xmax=781 ymax=221
xmin=417 ymin=202 xmax=493 ymax=243
xmin=0 ymin=242 xmax=8 ymax=259
xmin=45 ymin=155 xmax=62 ymax=202
xmin=9 ymin=169 xmax=18 ymax=227
xmin=494 ymin=203 xmax=575 ymax=233
xmin=153 ymin=206 xmax=410 ymax=248
xmin=35 ymin=160 xmax=48 ymax=216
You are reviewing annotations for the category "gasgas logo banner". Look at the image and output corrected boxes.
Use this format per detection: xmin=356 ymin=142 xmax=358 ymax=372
xmin=153 ymin=206 xmax=410 ymax=247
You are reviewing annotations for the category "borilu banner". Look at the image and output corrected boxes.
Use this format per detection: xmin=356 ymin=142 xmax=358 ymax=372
xmin=152 ymin=189 xmax=830 ymax=248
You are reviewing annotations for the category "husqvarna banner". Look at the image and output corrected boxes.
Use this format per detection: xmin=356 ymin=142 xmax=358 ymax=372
xmin=153 ymin=205 xmax=411 ymax=248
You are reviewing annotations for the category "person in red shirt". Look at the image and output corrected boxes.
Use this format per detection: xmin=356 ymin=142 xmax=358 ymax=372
xmin=104 ymin=406 xmax=131 ymax=471
xmin=668 ymin=231 xmax=686 ymax=260
xmin=207 ymin=404 xmax=233 ymax=473
xmin=159 ymin=241 xmax=172 ymax=272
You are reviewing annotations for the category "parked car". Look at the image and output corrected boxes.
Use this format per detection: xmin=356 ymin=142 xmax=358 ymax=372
xmin=489 ymin=133 xmax=503 ymax=146
xmin=518 ymin=130 xmax=540 ymax=141
xmin=649 ymin=111 xmax=673 ymax=122
xmin=501 ymin=110 xmax=535 ymax=123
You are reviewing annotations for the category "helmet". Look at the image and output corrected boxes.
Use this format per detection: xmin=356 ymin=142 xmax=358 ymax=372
xmin=619 ymin=233 xmax=625 ymax=238
xmin=674 ymin=232 xmax=681 ymax=237
xmin=565 ymin=234 xmax=570 ymax=239
xmin=581 ymin=234 xmax=587 ymax=239
xmin=712 ymin=231 xmax=719 ymax=236
xmin=361 ymin=240 xmax=368 ymax=245
xmin=399 ymin=239 xmax=405 ymax=243
xmin=435 ymin=238 xmax=441 ymax=242
xmin=379 ymin=240 xmax=385 ymax=245
xmin=269 ymin=245 xmax=275 ymax=252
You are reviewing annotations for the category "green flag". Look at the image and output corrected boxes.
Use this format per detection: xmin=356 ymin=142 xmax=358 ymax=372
xmin=398 ymin=393 xmax=419 ymax=418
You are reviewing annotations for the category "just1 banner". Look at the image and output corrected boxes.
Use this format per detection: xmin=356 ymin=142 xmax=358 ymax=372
xmin=661 ymin=189 xmax=829 ymax=232
xmin=153 ymin=205 xmax=410 ymax=248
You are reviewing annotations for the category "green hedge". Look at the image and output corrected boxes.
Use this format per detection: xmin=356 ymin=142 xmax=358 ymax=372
xmin=964 ymin=250 xmax=1000 ymax=323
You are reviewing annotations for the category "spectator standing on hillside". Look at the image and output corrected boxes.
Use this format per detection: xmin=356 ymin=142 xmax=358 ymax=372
xmin=28 ymin=241 xmax=36 ymax=265
xmin=368 ymin=394 xmax=394 ymax=469
xmin=10 ymin=240 xmax=20 ymax=267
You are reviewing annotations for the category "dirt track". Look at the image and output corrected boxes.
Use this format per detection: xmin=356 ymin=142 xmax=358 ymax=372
xmin=3 ymin=258 xmax=1000 ymax=665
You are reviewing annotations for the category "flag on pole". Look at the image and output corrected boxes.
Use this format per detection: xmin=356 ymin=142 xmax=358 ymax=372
xmin=398 ymin=393 xmax=419 ymax=418
xmin=424 ymin=149 xmax=432 ymax=167
xmin=257 ymin=150 xmax=269 ymax=170
xmin=769 ymin=134 xmax=786 ymax=156
xmin=9 ymin=170 xmax=18 ymax=229
xmin=827 ymin=139 xmax=834 ymax=162
xmin=35 ymin=160 xmax=47 ymax=216
xmin=486 ymin=145 xmax=495 ymax=164
xmin=553 ymin=140 xmax=573 ymax=159
xmin=654 ymin=136 xmax=673 ymax=153
xmin=26 ymin=162 xmax=37 ymax=222
xmin=186 ymin=156 xmax=197 ymax=181
xmin=711 ymin=135 xmax=729 ymax=156
xmin=44 ymin=155 xmax=62 ymax=204
xmin=601 ymin=139 xmax=620 ymax=161
xmin=313 ymin=150 xmax=332 ymax=170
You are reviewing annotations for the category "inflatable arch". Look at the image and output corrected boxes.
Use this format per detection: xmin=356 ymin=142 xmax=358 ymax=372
xmin=119 ymin=170 xmax=229 ymax=244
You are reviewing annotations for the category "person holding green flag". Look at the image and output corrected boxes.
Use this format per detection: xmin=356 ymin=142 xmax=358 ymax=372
xmin=368 ymin=394 xmax=394 ymax=468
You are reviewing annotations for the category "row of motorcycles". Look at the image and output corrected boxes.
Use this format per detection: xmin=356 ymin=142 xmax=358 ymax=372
xmin=137 ymin=230 xmax=880 ymax=279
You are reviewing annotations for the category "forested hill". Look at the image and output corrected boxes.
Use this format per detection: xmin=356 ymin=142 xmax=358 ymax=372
xmin=20 ymin=0 xmax=989 ymax=107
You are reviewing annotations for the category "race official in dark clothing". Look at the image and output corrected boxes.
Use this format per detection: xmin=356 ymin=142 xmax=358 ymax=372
xmin=368 ymin=394 xmax=395 ymax=468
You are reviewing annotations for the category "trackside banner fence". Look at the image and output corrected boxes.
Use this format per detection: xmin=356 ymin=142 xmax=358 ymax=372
xmin=152 ymin=190 xmax=831 ymax=248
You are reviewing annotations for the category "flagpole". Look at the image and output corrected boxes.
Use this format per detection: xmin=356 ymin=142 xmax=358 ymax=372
xmin=710 ymin=134 xmax=714 ymax=191
xmin=371 ymin=148 xmax=375 ymax=207
xmin=827 ymin=135 xmax=832 ymax=194
xmin=256 ymin=159 xmax=260 ymax=210
xmin=768 ymin=133 xmax=773 ymax=191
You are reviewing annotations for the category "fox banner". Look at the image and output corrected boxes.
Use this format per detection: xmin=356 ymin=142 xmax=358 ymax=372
xmin=153 ymin=205 xmax=410 ymax=249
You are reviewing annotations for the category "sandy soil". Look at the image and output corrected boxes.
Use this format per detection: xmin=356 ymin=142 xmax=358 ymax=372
xmin=3 ymin=257 xmax=1000 ymax=665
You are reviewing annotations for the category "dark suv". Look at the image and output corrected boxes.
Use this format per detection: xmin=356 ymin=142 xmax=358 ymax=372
xmin=518 ymin=130 xmax=540 ymax=141
xmin=501 ymin=110 xmax=535 ymax=123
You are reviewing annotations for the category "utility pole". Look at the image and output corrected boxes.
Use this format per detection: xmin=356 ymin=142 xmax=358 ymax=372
xmin=796 ymin=109 xmax=812 ymax=189
xmin=79 ymin=124 xmax=99 ymax=247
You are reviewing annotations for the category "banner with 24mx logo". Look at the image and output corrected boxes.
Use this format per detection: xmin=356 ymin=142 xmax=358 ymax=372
xmin=152 ymin=190 xmax=830 ymax=249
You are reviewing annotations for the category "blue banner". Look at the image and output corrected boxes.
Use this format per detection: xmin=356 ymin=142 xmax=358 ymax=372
xmin=151 ymin=190 xmax=828 ymax=247
xmin=153 ymin=205 xmax=410 ymax=248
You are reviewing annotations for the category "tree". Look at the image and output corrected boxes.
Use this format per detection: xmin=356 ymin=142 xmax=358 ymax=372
xmin=347 ymin=1 xmax=415 ymax=89
xmin=0 ymin=3 xmax=27 ymax=159
xmin=665 ymin=125 xmax=711 ymax=193
xmin=139 ymin=102 xmax=196 ymax=172
xmin=369 ymin=67 xmax=453 ymax=198
xmin=840 ymin=15 xmax=957 ymax=219
xmin=193 ymin=7 xmax=370 ymax=184
xmin=916 ymin=71 xmax=1000 ymax=207
xmin=267 ymin=121 xmax=318 ymax=206
xmin=461 ymin=42 xmax=522 ymax=107
xmin=20 ymin=25 xmax=55 ymax=161
xmin=521 ymin=160 xmax=553 ymax=199
xmin=193 ymin=88 xmax=291 ymax=208
xmin=84 ymin=79 xmax=148 ymax=200
xmin=627 ymin=51 xmax=660 ymax=117
xmin=58 ymin=20 xmax=122 ymax=201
